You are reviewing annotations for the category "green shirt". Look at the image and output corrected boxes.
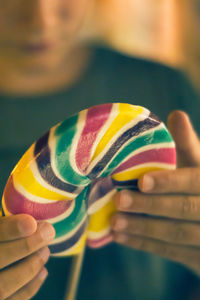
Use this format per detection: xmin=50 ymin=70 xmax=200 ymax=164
xmin=0 ymin=45 xmax=200 ymax=300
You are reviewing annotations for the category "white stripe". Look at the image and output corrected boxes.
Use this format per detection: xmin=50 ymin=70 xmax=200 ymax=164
xmin=50 ymin=215 xmax=87 ymax=245
xmin=49 ymin=125 xmax=86 ymax=186
xmin=86 ymin=108 xmax=151 ymax=174
xmin=84 ymin=103 xmax=119 ymax=174
xmin=30 ymin=138 xmax=78 ymax=198
xmin=87 ymin=226 xmax=110 ymax=240
xmin=112 ymin=141 xmax=175 ymax=172
xmin=69 ymin=110 xmax=87 ymax=176
xmin=47 ymin=201 xmax=75 ymax=224
xmin=114 ymin=162 xmax=175 ymax=177
xmin=13 ymin=180 xmax=62 ymax=204
xmin=87 ymin=121 xmax=163 ymax=177
xmin=88 ymin=189 xmax=116 ymax=215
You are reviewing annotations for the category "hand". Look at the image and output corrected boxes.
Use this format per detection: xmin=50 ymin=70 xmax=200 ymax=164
xmin=111 ymin=110 xmax=200 ymax=275
xmin=0 ymin=214 xmax=55 ymax=299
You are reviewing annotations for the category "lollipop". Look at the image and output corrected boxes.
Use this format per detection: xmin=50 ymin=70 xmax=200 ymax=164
xmin=1 ymin=103 xmax=176 ymax=257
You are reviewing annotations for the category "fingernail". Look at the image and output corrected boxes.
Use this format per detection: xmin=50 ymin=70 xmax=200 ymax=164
xmin=40 ymin=223 xmax=55 ymax=242
xmin=18 ymin=216 xmax=37 ymax=236
xmin=113 ymin=217 xmax=128 ymax=231
xmin=141 ymin=175 xmax=155 ymax=192
xmin=39 ymin=247 xmax=50 ymax=263
xmin=38 ymin=268 xmax=48 ymax=280
xmin=118 ymin=191 xmax=133 ymax=208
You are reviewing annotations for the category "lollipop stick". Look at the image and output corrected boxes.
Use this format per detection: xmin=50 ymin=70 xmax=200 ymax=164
xmin=64 ymin=246 xmax=86 ymax=300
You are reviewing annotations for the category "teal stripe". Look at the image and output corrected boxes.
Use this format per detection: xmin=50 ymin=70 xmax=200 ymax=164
xmin=101 ymin=127 xmax=173 ymax=177
xmin=54 ymin=115 xmax=90 ymax=186
xmin=54 ymin=187 xmax=88 ymax=239
xmin=1 ymin=206 xmax=5 ymax=217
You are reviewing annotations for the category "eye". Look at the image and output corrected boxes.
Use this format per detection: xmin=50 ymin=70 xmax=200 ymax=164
xmin=58 ymin=8 xmax=69 ymax=19
xmin=193 ymin=0 xmax=200 ymax=14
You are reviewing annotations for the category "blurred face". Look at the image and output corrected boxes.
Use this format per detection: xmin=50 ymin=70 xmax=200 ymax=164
xmin=180 ymin=0 xmax=200 ymax=93
xmin=0 ymin=0 xmax=90 ymax=73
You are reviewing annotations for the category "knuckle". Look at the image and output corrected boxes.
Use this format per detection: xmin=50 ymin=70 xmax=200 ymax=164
xmin=25 ymin=282 xmax=40 ymax=299
xmin=189 ymin=257 xmax=200 ymax=272
xmin=180 ymin=196 xmax=192 ymax=217
xmin=167 ymin=247 xmax=180 ymax=261
xmin=0 ymin=246 xmax=14 ymax=270
xmin=35 ymin=229 xmax=46 ymax=245
xmin=19 ymin=296 xmax=30 ymax=300
xmin=132 ymin=237 xmax=145 ymax=250
xmin=28 ymin=256 xmax=43 ymax=276
xmin=191 ymin=169 xmax=200 ymax=186
xmin=181 ymin=196 xmax=199 ymax=217
xmin=170 ymin=224 xmax=186 ymax=243
xmin=0 ymin=257 xmax=6 ymax=270
xmin=24 ymin=238 xmax=34 ymax=253
xmin=157 ymin=173 xmax=170 ymax=190
xmin=142 ymin=196 xmax=154 ymax=212
xmin=155 ymin=243 xmax=167 ymax=257
xmin=0 ymin=285 xmax=6 ymax=300
xmin=27 ymin=260 xmax=37 ymax=275
xmin=141 ymin=220 xmax=150 ymax=235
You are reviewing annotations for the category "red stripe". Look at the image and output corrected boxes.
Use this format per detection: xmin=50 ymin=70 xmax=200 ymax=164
xmin=76 ymin=104 xmax=113 ymax=173
xmin=87 ymin=232 xmax=113 ymax=248
xmin=113 ymin=147 xmax=176 ymax=174
xmin=3 ymin=176 xmax=73 ymax=220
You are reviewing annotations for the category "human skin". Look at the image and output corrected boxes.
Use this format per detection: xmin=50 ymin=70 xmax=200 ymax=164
xmin=0 ymin=1 xmax=91 ymax=299
xmin=0 ymin=0 xmax=92 ymax=95
xmin=0 ymin=215 xmax=55 ymax=299
xmin=111 ymin=110 xmax=200 ymax=276
xmin=179 ymin=0 xmax=200 ymax=94
xmin=1 ymin=0 xmax=200 ymax=299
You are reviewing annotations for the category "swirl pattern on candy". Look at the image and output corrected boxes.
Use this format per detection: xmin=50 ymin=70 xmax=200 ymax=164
xmin=2 ymin=103 xmax=176 ymax=256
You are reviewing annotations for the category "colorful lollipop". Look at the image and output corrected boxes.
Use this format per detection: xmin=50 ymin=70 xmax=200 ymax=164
xmin=1 ymin=103 xmax=176 ymax=257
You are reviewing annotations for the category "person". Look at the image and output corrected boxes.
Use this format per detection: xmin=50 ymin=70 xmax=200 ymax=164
xmin=0 ymin=1 xmax=200 ymax=299
xmin=179 ymin=0 xmax=200 ymax=94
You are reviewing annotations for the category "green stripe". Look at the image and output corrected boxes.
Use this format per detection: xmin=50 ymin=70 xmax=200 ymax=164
xmin=101 ymin=127 xmax=173 ymax=177
xmin=55 ymin=114 xmax=90 ymax=186
xmin=54 ymin=187 xmax=88 ymax=238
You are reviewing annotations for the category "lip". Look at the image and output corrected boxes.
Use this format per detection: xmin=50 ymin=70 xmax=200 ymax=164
xmin=21 ymin=42 xmax=54 ymax=53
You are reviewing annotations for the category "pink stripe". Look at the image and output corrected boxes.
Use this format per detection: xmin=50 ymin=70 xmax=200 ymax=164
xmin=76 ymin=104 xmax=113 ymax=173
xmin=4 ymin=176 xmax=73 ymax=220
xmin=113 ymin=148 xmax=176 ymax=174
xmin=87 ymin=233 xmax=113 ymax=248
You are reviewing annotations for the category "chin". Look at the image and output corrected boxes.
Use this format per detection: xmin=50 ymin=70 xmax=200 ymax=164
xmin=18 ymin=52 xmax=68 ymax=73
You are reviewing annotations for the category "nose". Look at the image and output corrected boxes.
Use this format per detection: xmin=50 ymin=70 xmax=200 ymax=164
xmin=21 ymin=0 xmax=58 ymax=35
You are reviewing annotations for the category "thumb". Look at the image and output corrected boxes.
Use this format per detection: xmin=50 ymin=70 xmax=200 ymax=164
xmin=167 ymin=110 xmax=200 ymax=167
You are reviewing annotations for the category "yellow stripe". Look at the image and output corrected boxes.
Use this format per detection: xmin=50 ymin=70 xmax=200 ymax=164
xmin=112 ymin=166 xmax=166 ymax=181
xmin=67 ymin=232 xmax=87 ymax=255
xmin=13 ymin=145 xmax=71 ymax=201
xmin=88 ymin=199 xmax=116 ymax=233
xmin=53 ymin=232 xmax=87 ymax=256
xmin=92 ymin=104 xmax=144 ymax=161
xmin=2 ymin=196 xmax=11 ymax=216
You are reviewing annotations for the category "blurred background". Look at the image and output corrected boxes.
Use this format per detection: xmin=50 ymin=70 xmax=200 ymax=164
xmin=81 ymin=0 xmax=200 ymax=94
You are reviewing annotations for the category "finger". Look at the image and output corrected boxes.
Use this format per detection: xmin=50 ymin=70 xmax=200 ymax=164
xmin=114 ymin=190 xmax=200 ymax=221
xmin=0 ymin=222 xmax=55 ymax=269
xmin=167 ymin=111 xmax=200 ymax=167
xmin=0 ymin=247 xmax=50 ymax=300
xmin=138 ymin=167 xmax=200 ymax=194
xmin=111 ymin=213 xmax=200 ymax=247
xmin=0 ymin=214 xmax=37 ymax=242
xmin=113 ymin=233 xmax=200 ymax=275
xmin=7 ymin=268 xmax=48 ymax=300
